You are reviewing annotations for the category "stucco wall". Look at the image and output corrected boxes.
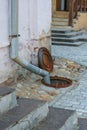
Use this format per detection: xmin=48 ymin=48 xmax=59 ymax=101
xmin=0 ymin=0 xmax=15 ymax=83
xmin=52 ymin=0 xmax=56 ymax=13
xmin=0 ymin=0 xmax=52 ymax=83
xmin=73 ymin=13 xmax=87 ymax=30
xmin=37 ymin=0 xmax=52 ymax=36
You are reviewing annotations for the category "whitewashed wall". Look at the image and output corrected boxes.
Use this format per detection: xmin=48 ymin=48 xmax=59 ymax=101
xmin=0 ymin=0 xmax=52 ymax=83
xmin=0 ymin=0 xmax=9 ymax=47
xmin=37 ymin=0 xmax=52 ymax=37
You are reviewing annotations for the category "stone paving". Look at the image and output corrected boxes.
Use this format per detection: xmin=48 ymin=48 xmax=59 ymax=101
xmin=52 ymin=70 xmax=87 ymax=118
xmin=51 ymin=39 xmax=87 ymax=118
xmin=1 ymin=57 xmax=87 ymax=119
xmin=3 ymin=57 xmax=84 ymax=103
xmin=51 ymin=42 xmax=87 ymax=67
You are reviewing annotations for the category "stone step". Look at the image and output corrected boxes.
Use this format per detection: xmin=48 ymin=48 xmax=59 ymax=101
xmin=53 ymin=13 xmax=69 ymax=18
xmin=51 ymin=27 xmax=73 ymax=33
xmin=52 ymin=34 xmax=87 ymax=43
xmin=51 ymin=28 xmax=87 ymax=46
xmin=52 ymin=41 xmax=85 ymax=46
xmin=80 ymin=34 xmax=87 ymax=41
xmin=52 ymin=25 xmax=69 ymax=28
xmin=51 ymin=26 xmax=72 ymax=29
xmin=52 ymin=21 xmax=68 ymax=26
xmin=52 ymin=18 xmax=68 ymax=22
xmin=0 ymin=87 xmax=17 ymax=114
xmin=0 ymin=98 xmax=48 ymax=130
xmin=51 ymin=31 xmax=84 ymax=38
xmin=54 ymin=11 xmax=69 ymax=15
xmin=78 ymin=118 xmax=87 ymax=130
xmin=51 ymin=32 xmax=82 ymax=38
xmin=53 ymin=16 xmax=69 ymax=19
xmin=32 ymin=107 xmax=78 ymax=130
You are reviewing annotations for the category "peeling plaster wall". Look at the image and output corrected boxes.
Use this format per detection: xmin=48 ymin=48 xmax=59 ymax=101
xmin=0 ymin=0 xmax=52 ymax=83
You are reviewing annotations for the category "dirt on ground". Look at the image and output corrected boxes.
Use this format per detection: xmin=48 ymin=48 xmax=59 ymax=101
xmin=0 ymin=57 xmax=86 ymax=102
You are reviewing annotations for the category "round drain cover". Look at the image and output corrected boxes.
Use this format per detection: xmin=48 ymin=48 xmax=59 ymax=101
xmin=41 ymin=76 xmax=72 ymax=88
xmin=38 ymin=47 xmax=53 ymax=72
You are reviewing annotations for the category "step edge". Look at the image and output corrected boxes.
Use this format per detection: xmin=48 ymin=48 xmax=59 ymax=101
xmin=7 ymin=102 xmax=49 ymax=130
xmin=0 ymin=91 xmax=17 ymax=115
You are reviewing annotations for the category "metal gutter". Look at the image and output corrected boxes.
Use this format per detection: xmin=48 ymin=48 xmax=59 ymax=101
xmin=9 ymin=0 xmax=50 ymax=84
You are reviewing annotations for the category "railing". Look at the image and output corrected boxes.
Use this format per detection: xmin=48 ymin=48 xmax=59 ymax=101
xmin=69 ymin=0 xmax=87 ymax=26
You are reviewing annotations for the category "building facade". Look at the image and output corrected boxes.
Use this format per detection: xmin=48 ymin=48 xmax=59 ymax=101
xmin=0 ymin=0 xmax=87 ymax=83
xmin=0 ymin=0 xmax=52 ymax=83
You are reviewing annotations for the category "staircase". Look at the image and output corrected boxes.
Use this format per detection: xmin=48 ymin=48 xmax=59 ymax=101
xmin=51 ymin=11 xmax=87 ymax=46
xmin=32 ymin=107 xmax=78 ymax=130
xmin=52 ymin=11 xmax=69 ymax=28
xmin=51 ymin=28 xmax=87 ymax=46
xmin=32 ymin=108 xmax=87 ymax=130
xmin=0 ymin=86 xmax=49 ymax=130
xmin=1 ymin=86 xmax=87 ymax=130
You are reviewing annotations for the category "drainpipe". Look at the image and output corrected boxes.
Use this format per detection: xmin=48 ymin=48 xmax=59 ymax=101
xmin=9 ymin=0 xmax=50 ymax=84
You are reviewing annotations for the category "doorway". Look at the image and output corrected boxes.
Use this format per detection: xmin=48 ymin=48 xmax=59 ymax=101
xmin=56 ymin=0 xmax=69 ymax=11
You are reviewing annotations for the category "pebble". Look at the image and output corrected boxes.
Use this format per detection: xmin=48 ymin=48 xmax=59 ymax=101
xmin=48 ymin=90 xmax=59 ymax=96
xmin=40 ymin=94 xmax=51 ymax=101
xmin=17 ymin=83 xmax=23 ymax=88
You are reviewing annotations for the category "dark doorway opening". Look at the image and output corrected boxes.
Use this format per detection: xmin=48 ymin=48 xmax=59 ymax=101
xmin=56 ymin=0 xmax=69 ymax=11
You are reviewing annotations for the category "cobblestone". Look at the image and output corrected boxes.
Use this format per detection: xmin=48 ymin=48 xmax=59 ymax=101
xmin=51 ymin=43 xmax=87 ymax=66
xmin=2 ymin=56 xmax=87 ymax=118
xmin=52 ymin=71 xmax=87 ymax=118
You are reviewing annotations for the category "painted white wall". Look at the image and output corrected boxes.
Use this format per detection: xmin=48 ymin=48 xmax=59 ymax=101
xmin=0 ymin=0 xmax=9 ymax=47
xmin=29 ymin=0 xmax=52 ymax=38
xmin=37 ymin=0 xmax=52 ymax=37
xmin=0 ymin=0 xmax=52 ymax=44
xmin=29 ymin=0 xmax=38 ymax=39
xmin=19 ymin=0 xmax=30 ymax=43
xmin=0 ymin=0 xmax=52 ymax=83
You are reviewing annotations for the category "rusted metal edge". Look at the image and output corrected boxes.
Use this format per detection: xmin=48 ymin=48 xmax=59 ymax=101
xmin=41 ymin=76 xmax=72 ymax=88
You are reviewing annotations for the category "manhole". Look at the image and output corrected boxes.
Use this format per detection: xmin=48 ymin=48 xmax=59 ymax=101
xmin=41 ymin=76 xmax=72 ymax=88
